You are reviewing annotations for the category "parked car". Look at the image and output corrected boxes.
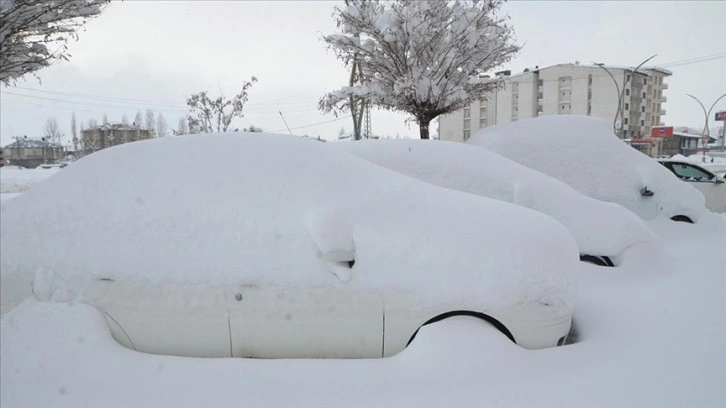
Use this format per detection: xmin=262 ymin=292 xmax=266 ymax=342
xmin=658 ymin=159 xmax=726 ymax=213
xmin=331 ymin=139 xmax=660 ymax=267
xmin=1 ymin=133 xmax=578 ymax=359
xmin=469 ymin=116 xmax=709 ymax=223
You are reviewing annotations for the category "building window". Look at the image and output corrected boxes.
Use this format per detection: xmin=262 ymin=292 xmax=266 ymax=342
xmin=640 ymin=120 xmax=645 ymax=126
xmin=642 ymin=92 xmax=646 ymax=99
xmin=625 ymin=103 xmax=629 ymax=111
xmin=479 ymin=107 xmax=487 ymax=117
xmin=627 ymin=74 xmax=631 ymax=81
xmin=537 ymin=79 xmax=543 ymax=86
xmin=624 ymin=118 xmax=629 ymax=125
xmin=463 ymin=130 xmax=471 ymax=141
xmin=479 ymin=118 xmax=486 ymax=127
xmin=588 ymin=74 xmax=592 ymax=86
xmin=463 ymin=108 xmax=470 ymax=118
xmin=587 ymin=104 xmax=591 ymax=115
xmin=463 ymin=119 xmax=470 ymax=130
xmin=641 ymin=106 xmax=645 ymax=113
xmin=626 ymin=89 xmax=630 ymax=96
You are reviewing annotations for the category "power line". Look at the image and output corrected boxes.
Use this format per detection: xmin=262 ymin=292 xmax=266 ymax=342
xmin=267 ymin=115 xmax=352 ymax=133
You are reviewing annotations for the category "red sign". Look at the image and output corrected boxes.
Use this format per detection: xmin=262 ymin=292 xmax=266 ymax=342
xmin=715 ymin=111 xmax=726 ymax=121
xmin=650 ymin=126 xmax=674 ymax=138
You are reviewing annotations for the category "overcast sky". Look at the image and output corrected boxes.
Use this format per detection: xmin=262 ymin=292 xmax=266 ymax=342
xmin=1 ymin=0 xmax=725 ymax=147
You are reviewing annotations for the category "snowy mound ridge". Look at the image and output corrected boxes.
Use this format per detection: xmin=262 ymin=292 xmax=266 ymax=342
xmin=469 ymin=115 xmax=707 ymax=221
xmin=332 ymin=139 xmax=659 ymax=258
xmin=1 ymin=133 xmax=578 ymax=313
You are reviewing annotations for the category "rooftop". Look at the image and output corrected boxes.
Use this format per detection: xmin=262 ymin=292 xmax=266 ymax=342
xmin=3 ymin=138 xmax=63 ymax=149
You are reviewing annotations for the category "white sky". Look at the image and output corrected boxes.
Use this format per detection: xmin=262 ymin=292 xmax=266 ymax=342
xmin=1 ymin=0 xmax=725 ymax=147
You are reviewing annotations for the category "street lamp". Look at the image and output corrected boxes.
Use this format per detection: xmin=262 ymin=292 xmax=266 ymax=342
xmin=593 ymin=54 xmax=657 ymax=138
xmin=685 ymin=93 xmax=726 ymax=161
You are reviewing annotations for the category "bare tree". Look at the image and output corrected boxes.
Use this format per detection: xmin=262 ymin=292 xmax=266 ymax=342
xmin=121 ymin=114 xmax=129 ymax=126
xmin=0 ymin=0 xmax=110 ymax=85
xmin=70 ymin=112 xmax=77 ymax=151
xmin=44 ymin=117 xmax=62 ymax=159
xmin=156 ymin=113 xmax=167 ymax=137
xmin=320 ymin=0 xmax=519 ymax=139
xmin=133 ymin=111 xmax=142 ymax=140
xmin=102 ymin=113 xmax=108 ymax=125
xmin=186 ymin=76 xmax=257 ymax=133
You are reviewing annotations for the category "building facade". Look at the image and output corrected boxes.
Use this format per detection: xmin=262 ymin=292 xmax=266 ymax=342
xmin=439 ymin=63 xmax=672 ymax=142
xmin=3 ymin=137 xmax=64 ymax=169
xmin=81 ymin=124 xmax=152 ymax=156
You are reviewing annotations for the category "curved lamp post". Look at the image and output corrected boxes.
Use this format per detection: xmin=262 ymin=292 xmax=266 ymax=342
xmin=593 ymin=54 xmax=657 ymax=138
xmin=686 ymin=93 xmax=726 ymax=160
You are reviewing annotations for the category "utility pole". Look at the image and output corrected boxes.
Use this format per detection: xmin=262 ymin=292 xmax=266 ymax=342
xmin=593 ymin=55 xmax=657 ymax=138
xmin=685 ymin=93 xmax=726 ymax=161
xmin=363 ymin=104 xmax=371 ymax=139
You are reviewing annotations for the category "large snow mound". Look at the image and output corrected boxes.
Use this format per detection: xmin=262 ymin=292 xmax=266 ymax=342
xmin=1 ymin=133 xmax=578 ymax=314
xmin=331 ymin=139 xmax=659 ymax=259
xmin=469 ymin=116 xmax=707 ymax=222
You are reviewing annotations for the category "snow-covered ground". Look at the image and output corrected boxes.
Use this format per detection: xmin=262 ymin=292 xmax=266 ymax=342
xmin=2 ymin=214 xmax=724 ymax=407
xmin=1 ymin=142 xmax=725 ymax=407
xmin=0 ymin=165 xmax=63 ymax=198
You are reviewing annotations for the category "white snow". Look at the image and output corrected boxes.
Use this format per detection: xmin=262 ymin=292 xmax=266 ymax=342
xmin=1 ymin=132 xmax=578 ymax=315
xmin=0 ymin=165 xmax=62 ymax=194
xmin=2 ymin=214 xmax=724 ymax=407
xmin=469 ymin=115 xmax=708 ymax=222
xmin=331 ymin=139 xmax=660 ymax=260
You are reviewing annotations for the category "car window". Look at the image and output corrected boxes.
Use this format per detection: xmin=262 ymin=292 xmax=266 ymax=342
xmin=670 ymin=163 xmax=714 ymax=181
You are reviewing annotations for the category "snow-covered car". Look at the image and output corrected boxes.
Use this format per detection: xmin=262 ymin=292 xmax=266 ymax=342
xmin=0 ymin=133 xmax=578 ymax=359
xmin=658 ymin=159 xmax=726 ymax=213
xmin=469 ymin=115 xmax=708 ymax=223
xmin=331 ymin=139 xmax=659 ymax=267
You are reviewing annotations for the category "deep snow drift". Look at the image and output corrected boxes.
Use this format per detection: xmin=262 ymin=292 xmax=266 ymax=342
xmin=0 ymin=133 xmax=578 ymax=318
xmin=469 ymin=116 xmax=708 ymax=222
xmin=331 ymin=138 xmax=661 ymax=261
xmin=2 ymin=215 xmax=724 ymax=407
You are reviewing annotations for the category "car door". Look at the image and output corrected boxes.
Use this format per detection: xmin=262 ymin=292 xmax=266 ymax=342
xmin=84 ymin=279 xmax=231 ymax=358
xmin=665 ymin=162 xmax=726 ymax=212
xmin=226 ymin=284 xmax=384 ymax=358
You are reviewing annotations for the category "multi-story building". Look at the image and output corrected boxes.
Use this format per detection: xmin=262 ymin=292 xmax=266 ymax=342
xmin=81 ymin=123 xmax=152 ymax=156
xmin=439 ymin=63 xmax=672 ymax=142
xmin=2 ymin=137 xmax=65 ymax=168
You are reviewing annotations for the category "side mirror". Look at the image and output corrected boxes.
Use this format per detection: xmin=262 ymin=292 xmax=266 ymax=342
xmin=715 ymin=179 xmax=725 ymax=185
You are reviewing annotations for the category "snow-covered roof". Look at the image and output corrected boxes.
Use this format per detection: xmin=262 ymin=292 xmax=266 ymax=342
xmin=84 ymin=123 xmax=140 ymax=132
xmin=331 ymin=139 xmax=657 ymax=260
xmin=3 ymin=138 xmax=62 ymax=149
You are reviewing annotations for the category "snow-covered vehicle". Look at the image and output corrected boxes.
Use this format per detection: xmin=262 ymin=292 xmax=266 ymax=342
xmin=658 ymin=159 xmax=726 ymax=213
xmin=331 ymin=139 xmax=660 ymax=267
xmin=469 ymin=115 xmax=709 ymax=223
xmin=0 ymin=133 xmax=578 ymax=359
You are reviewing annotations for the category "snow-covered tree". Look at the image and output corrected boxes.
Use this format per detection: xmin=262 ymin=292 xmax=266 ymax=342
xmin=121 ymin=114 xmax=129 ymax=126
xmin=145 ymin=109 xmax=155 ymax=134
xmin=156 ymin=113 xmax=167 ymax=137
xmin=44 ymin=116 xmax=62 ymax=142
xmin=0 ymin=0 xmax=110 ymax=85
xmin=176 ymin=117 xmax=188 ymax=135
xmin=102 ymin=113 xmax=108 ymax=125
xmin=186 ymin=76 xmax=257 ymax=133
xmin=320 ymin=0 xmax=519 ymax=139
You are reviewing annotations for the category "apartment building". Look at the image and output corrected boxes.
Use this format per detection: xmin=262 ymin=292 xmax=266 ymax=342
xmin=439 ymin=63 xmax=672 ymax=142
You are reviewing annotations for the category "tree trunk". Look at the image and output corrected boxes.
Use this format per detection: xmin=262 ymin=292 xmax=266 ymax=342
xmin=418 ymin=115 xmax=430 ymax=139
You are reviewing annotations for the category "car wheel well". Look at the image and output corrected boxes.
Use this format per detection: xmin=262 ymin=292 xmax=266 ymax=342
xmin=405 ymin=310 xmax=516 ymax=347
xmin=579 ymin=254 xmax=615 ymax=267
xmin=671 ymin=215 xmax=694 ymax=223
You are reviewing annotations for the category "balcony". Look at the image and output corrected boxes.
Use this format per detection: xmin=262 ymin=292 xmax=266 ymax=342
xmin=660 ymin=96 xmax=667 ymax=103
xmin=659 ymin=110 xmax=666 ymax=115
xmin=662 ymin=83 xmax=669 ymax=89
